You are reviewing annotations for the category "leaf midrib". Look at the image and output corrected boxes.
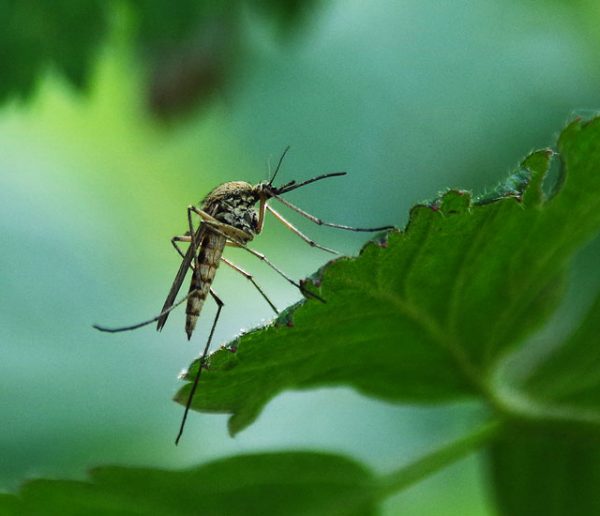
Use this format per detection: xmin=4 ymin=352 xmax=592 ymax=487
xmin=338 ymin=275 xmax=485 ymax=395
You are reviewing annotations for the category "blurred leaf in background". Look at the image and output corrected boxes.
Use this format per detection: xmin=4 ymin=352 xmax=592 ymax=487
xmin=0 ymin=1 xmax=106 ymax=99
xmin=0 ymin=0 xmax=320 ymax=117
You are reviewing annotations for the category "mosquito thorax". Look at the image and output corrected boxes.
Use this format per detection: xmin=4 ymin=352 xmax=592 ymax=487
xmin=202 ymin=181 xmax=261 ymax=236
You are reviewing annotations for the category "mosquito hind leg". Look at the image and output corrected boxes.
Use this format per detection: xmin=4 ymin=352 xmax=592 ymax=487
xmin=175 ymin=288 xmax=224 ymax=445
xmin=96 ymin=234 xmax=197 ymax=334
xmin=221 ymin=257 xmax=279 ymax=314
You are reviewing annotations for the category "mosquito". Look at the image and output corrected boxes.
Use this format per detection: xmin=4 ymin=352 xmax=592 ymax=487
xmin=94 ymin=147 xmax=393 ymax=444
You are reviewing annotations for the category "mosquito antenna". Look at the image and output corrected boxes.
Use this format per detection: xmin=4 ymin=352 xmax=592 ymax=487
xmin=266 ymin=155 xmax=272 ymax=181
xmin=275 ymin=172 xmax=346 ymax=194
xmin=268 ymin=145 xmax=291 ymax=186
xmin=93 ymin=289 xmax=199 ymax=333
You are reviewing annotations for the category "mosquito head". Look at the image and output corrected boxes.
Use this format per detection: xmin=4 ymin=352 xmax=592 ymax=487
xmin=253 ymin=179 xmax=289 ymax=199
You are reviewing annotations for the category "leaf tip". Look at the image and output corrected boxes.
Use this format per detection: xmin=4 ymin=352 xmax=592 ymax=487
xmin=227 ymin=403 xmax=263 ymax=437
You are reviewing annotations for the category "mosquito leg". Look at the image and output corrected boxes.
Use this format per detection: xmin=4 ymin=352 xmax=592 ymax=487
xmin=175 ymin=288 xmax=224 ymax=445
xmin=266 ymin=204 xmax=339 ymax=254
xmin=175 ymin=231 xmax=279 ymax=313
xmin=191 ymin=209 xmax=323 ymax=302
xmin=189 ymin=206 xmax=253 ymax=242
xmin=171 ymin=234 xmax=192 ymax=260
xmin=221 ymin=257 xmax=279 ymax=314
xmin=219 ymin=233 xmax=325 ymax=304
xmin=94 ymin=288 xmax=201 ymax=333
xmin=186 ymin=207 xmax=200 ymax=269
xmin=271 ymin=193 xmax=395 ymax=232
xmin=187 ymin=208 xmax=293 ymax=296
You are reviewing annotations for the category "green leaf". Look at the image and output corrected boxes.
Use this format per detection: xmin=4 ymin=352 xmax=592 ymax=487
xmin=176 ymin=117 xmax=600 ymax=435
xmin=0 ymin=1 xmax=108 ymax=102
xmin=0 ymin=1 xmax=319 ymax=108
xmin=523 ymin=291 xmax=600 ymax=415
xmin=1 ymin=422 xmax=499 ymax=515
xmin=488 ymin=288 xmax=600 ymax=514
xmin=0 ymin=494 xmax=18 ymax=516
xmin=489 ymin=427 xmax=600 ymax=516
xmin=486 ymin=254 xmax=600 ymax=427
xmin=2 ymin=452 xmax=377 ymax=516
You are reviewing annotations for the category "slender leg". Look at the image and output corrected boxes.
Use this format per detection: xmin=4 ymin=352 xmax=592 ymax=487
xmin=218 ymin=232 xmax=325 ymax=303
xmin=93 ymin=288 xmax=201 ymax=333
xmin=187 ymin=207 xmax=200 ymax=269
xmin=171 ymin=234 xmax=191 ymax=260
xmin=175 ymin=289 xmax=224 ymax=445
xmin=266 ymin=204 xmax=339 ymax=254
xmin=189 ymin=206 xmax=253 ymax=242
xmin=174 ymin=233 xmax=278 ymax=314
xmin=221 ymin=257 xmax=279 ymax=314
xmin=188 ymin=212 xmax=309 ymax=298
xmin=256 ymin=195 xmax=266 ymax=234
xmin=271 ymin=193 xmax=394 ymax=232
xmin=96 ymin=234 xmax=198 ymax=334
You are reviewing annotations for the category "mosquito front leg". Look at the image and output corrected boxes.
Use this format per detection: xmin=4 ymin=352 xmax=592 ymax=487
xmin=271 ymin=193 xmax=394 ymax=232
xmin=266 ymin=204 xmax=338 ymax=254
xmin=175 ymin=288 xmax=224 ymax=445
xmin=221 ymin=257 xmax=279 ymax=314
xmin=256 ymin=194 xmax=267 ymax=234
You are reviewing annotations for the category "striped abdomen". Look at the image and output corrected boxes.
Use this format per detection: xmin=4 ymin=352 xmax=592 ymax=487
xmin=185 ymin=231 xmax=226 ymax=339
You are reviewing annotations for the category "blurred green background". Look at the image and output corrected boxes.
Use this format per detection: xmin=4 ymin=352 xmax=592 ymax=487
xmin=1 ymin=1 xmax=600 ymax=514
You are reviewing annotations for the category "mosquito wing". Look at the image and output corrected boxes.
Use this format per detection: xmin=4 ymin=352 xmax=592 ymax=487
xmin=156 ymin=223 xmax=207 ymax=331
